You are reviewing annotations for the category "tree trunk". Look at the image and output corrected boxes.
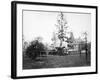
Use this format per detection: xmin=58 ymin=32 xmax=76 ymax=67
xmin=60 ymin=39 xmax=63 ymax=47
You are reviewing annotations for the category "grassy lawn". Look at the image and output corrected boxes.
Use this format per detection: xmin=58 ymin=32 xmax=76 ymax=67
xmin=23 ymin=52 xmax=91 ymax=69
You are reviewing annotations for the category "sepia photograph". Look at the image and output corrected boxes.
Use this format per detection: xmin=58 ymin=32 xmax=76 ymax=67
xmin=11 ymin=1 xmax=97 ymax=79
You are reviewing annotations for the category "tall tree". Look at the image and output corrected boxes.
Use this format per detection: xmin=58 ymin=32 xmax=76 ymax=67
xmin=22 ymin=35 xmax=28 ymax=53
xmin=83 ymin=32 xmax=88 ymax=59
xmin=83 ymin=32 xmax=87 ymax=43
xmin=55 ymin=12 xmax=68 ymax=47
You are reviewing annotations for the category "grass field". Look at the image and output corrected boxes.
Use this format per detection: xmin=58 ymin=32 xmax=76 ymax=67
xmin=23 ymin=52 xmax=91 ymax=69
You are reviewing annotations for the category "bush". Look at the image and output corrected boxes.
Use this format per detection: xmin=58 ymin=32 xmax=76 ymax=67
xmin=25 ymin=40 xmax=45 ymax=60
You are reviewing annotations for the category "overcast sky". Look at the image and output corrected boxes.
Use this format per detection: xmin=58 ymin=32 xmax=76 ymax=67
xmin=23 ymin=10 xmax=91 ymax=44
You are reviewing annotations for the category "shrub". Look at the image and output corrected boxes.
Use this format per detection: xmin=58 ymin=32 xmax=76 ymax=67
xmin=25 ymin=40 xmax=45 ymax=60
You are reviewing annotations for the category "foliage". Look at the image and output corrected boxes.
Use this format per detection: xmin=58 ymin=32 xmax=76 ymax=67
xmin=67 ymin=44 xmax=74 ymax=49
xmin=25 ymin=40 xmax=45 ymax=60
xmin=79 ymin=42 xmax=91 ymax=52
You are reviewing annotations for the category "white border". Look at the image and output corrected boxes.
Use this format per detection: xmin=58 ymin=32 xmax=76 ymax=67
xmin=17 ymin=3 xmax=96 ymax=77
